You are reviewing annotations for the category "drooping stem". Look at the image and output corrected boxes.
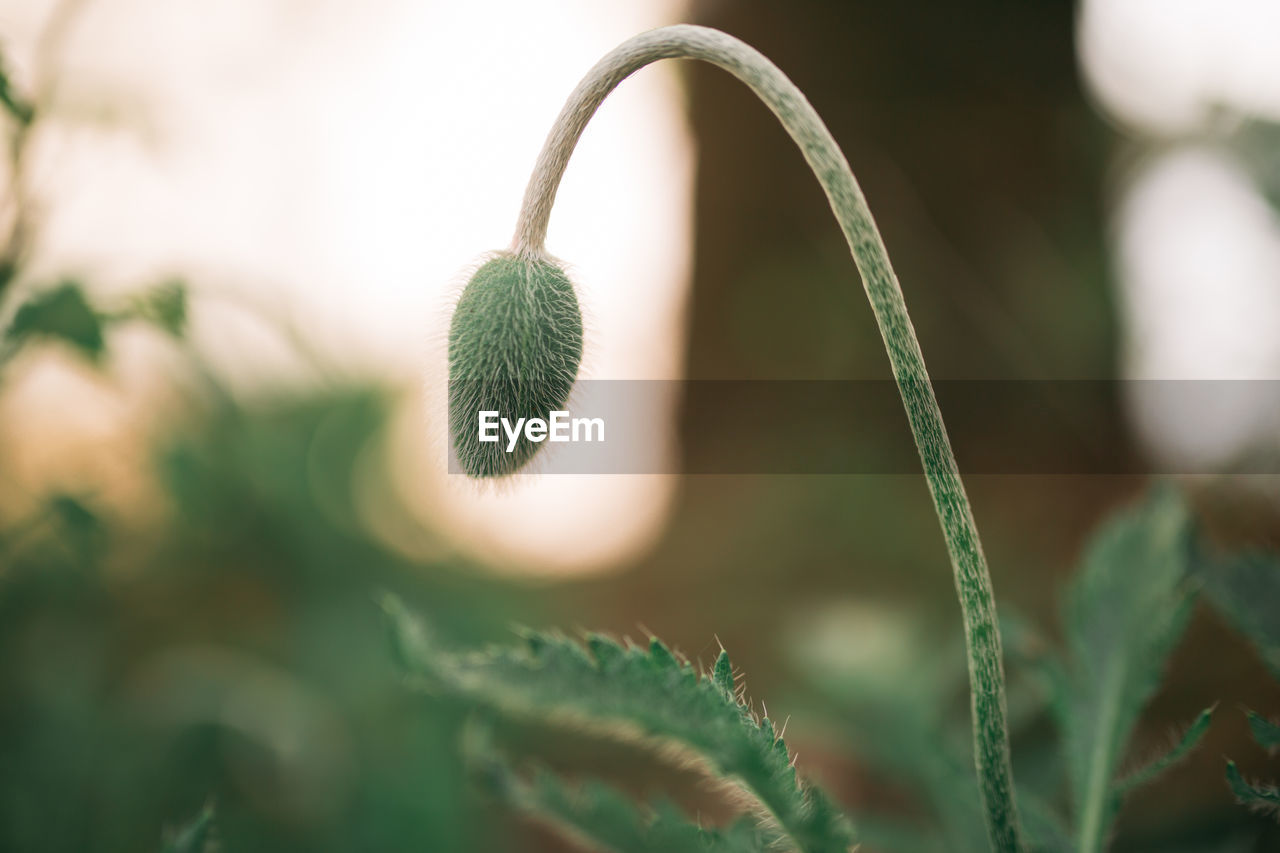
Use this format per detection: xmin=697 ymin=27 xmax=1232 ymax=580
xmin=513 ymin=24 xmax=1023 ymax=853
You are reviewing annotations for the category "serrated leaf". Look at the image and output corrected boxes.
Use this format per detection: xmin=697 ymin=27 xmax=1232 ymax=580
xmin=471 ymin=744 xmax=773 ymax=853
xmin=160 ymin=801 xmax=215 ymax=853
xmin=1114 ymin=705 xmax=1214 ymax=795
xmin=381 ymin=595 xmax=856 ymax=853
xmin=1245 ymin=710 xmax=1280 ymax=755
xmin=6 ymin=282 xmax=105 ymax=360
xmin=1224 ymin=761 xmax=1280 ymax=822
xmin=712 ymin=650 xmax=735 ymax=696
xmin=1197 ymin=550 xmax=1280 ymax=680
xmin=1055 ymin=487 xmax=1198 ymax=852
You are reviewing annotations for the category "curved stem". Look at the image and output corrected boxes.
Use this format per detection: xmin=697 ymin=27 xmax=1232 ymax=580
xmin=513 ymin=24 xmax=1023 ymax=853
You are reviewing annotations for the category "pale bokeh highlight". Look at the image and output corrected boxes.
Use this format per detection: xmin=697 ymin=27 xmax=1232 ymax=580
xmin=1079 ymin=0 xmax=1280 ymax=135
xmin=1078 ymin=0 xmax=1280 ymax=472
xmin=0 ymin=0 xmax=693 ymax=573
xmin=1116 ymin=149 xmax=1280 ymax=468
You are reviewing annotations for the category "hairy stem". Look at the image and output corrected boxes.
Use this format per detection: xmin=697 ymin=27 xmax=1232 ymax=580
xmin=513 ymin=25 xmax=1023 ymax=853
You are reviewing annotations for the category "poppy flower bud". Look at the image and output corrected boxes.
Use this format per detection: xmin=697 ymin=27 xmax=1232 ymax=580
xmin=448 ymin=253 xmax=584 ymax=478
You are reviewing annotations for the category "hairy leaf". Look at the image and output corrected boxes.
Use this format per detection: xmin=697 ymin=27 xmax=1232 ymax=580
xmin=381 ymin=594 xmax=856 ymax=853
xmin=1224 ymin=761 xmax=1280 ymax=822
xmin=1054 ymin=487 xmax=1198 ymax=851
xmin=6 ymin=282 xmax=104 ymax=360
xmin=471 ymin=748 xmax=773 ymax=853
xmin=1112 ymin=706 xmax=1215 ymax=796
xmin=1221 ymin=710 xmax=1280 ymax=825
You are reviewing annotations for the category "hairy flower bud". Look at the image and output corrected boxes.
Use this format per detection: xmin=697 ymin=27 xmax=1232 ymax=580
xmin=448 ymin=253 xmax=584 ymax=478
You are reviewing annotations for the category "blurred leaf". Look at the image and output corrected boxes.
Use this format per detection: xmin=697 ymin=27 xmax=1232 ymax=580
xmin=502 ymin=773 xmax=773 ymax=853
xmin=1054 ymin=487 xmax=1198 ymax=852
xmin=1246 ymin=710 xmax=1280 ymax=755
xmin=42 ymin=492 xmax=105 ymax=571
xmin=1114 ymin=706 xmax=1215 ymax=795
xmin=786 ymin=605 xmax=1070 ymax=853
xmin=0 ymin=55 xmax=34 ymax=125
xmin=160 ymin=802 xmax=215 ymax=853
xmin=121 ymin=280 xmax=188 ymax=338
xmin=379 ymin=588 xmax=434 ymax=675
xmin=843 ymin=816 xmax=943 ymax=853
xmin=1019 ymin=795 xmax=1072 ymax=853
xmin=1196 ymin=550 xmax=1280 ymax=680
xmin=381 ymin=594 xmax=856 ymax=853
xmin=1224 ymin=762 xmax=1280 ymax=823
xmin=48 ymin=493 xmax=100 ymax=535
xmin=6 ymin=282 xmax=104 ymax=361
xmin=1221 ymin=710 xmax=1280 ymax=826
xmin=467 ymin=729 xmax=774 ymax=853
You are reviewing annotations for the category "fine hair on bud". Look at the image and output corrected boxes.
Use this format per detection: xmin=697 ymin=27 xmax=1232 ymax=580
xmin=448 ymin=252 xmax=584 ymax=478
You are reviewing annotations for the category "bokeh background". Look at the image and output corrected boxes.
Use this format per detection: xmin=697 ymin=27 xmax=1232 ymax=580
xmin=1 ymin=0 xmax=1279 ymax=850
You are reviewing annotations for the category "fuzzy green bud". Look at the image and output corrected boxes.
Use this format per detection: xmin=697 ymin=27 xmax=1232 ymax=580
xmin=448 ymin=253 xmax=584 ymax=478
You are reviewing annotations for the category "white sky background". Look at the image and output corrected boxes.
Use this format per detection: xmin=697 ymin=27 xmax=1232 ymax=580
xmin=0 ymin=0 xmax=692 ymax=573
xmin=1078 ymin=0 xmax=1280 ymax=471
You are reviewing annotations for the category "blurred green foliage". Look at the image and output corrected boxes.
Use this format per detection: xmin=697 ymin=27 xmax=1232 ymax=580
xmin=12 ymin=272 xmax=1278 ymax=852
xmin=0 ymin=281 xmax=545 ymax=850
xmin=5 ymin=282 xmax=105 ymax=362
xmin=3 ymin=13 xmax=1280 ymax=852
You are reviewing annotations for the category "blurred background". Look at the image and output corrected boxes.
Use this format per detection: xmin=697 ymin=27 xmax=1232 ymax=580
xmin=1 ymin=0 xmax=1279 ymax=850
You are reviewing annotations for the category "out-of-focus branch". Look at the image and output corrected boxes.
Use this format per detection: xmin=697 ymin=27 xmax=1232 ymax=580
xmin=0 ymin=0 xmax=93 ymax=302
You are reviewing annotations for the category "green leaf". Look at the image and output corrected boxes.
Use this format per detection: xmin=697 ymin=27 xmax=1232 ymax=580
xmin=786 ymin=603 xmax=1068 ymax=853
xmin=1197 ymin=550 xmax=1280 ymax=680
xmin=381 ymin=594 xmax=856 ymax=853
xmin=160 ymin=801 xmax=215 ymax=853
xmin=470 ymin=745 xmax=773 ymax=853
xmin=712 ymin=649 xmax=735 ymax=696
xmin=48 ymin=493 xmax=100 ymax=534
xmin=128 ymin=280 xmax=188 ymax=337
xmin=1054 ymin=487 xmax=1198 ymax=853
xmin=1114 ymin=705 xmax=1215 ymax=794
xmin=1224 ymin=761 xmax=1280 ymax=822
xmin=1246 ymin=710 xmax=1280 ymax=755
xmin=1018 ymin=794 xmax=1072 ymax=853
xmin=6 ymin=282 xmax=105 ymax=360
xmin=0 ymin=57 xmax=34 ymax=125
xmin=378 ymin=590 xmax=435 ymax=675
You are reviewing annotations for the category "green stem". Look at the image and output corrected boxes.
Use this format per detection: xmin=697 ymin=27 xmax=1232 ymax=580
xmin=513 ymin=24 xmax=1023 ymax=853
